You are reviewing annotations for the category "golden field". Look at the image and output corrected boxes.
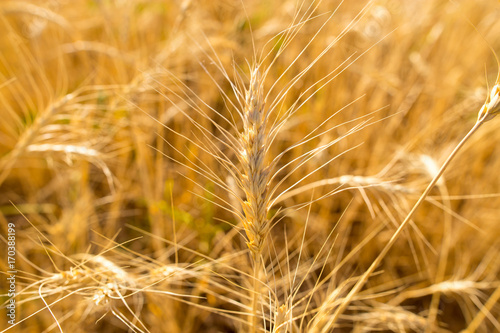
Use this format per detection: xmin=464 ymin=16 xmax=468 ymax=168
xmin=1 ymin=0 xmax=500 ymax=332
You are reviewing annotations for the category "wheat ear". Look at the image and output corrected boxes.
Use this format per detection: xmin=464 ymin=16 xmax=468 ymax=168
xmin=240 ymin=67 xmax=270 ymax=259
xmin=329 ymin=81 xmax=500 ymax=324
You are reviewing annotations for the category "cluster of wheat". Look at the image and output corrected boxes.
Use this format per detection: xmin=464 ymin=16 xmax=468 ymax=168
xmin=1 ymin=0 xmax=500 ymax=332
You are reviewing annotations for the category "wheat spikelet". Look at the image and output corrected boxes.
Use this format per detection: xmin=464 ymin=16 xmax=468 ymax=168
xmin=272 ymin=304 xmax=288 ymax=333
xmin=477 ymin=81 xmax=500 ymax=122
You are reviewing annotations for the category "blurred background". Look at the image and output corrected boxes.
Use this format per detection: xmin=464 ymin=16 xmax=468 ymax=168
xmin=1 ymin=0 xmax=500 ymax=332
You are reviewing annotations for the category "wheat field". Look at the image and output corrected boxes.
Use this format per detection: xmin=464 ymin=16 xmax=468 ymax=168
xmin=1 ymin=0 xmax=500 ymax=332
